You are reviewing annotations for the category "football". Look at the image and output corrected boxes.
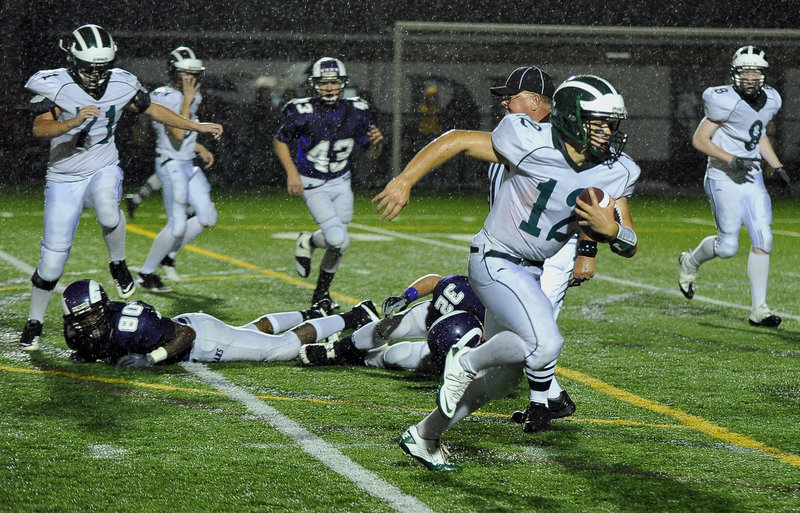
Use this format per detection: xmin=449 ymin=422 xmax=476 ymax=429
xmin=577 ymin=187 xmax=621 ymax=242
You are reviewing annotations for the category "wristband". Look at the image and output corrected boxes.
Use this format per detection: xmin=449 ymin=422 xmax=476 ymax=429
xmin=610 ymin=223 xmax=637 ymax=254
xmin=403 ymin=287 xmax=419 ymax=302
xmin=149 ymin=347 xmax=169 ymax=364
xmin=577 ymin=240 xmax=598 ymax=258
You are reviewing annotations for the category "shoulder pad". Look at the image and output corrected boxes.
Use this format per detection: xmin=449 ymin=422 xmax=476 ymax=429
xmin=702 ymin=86 xmax=737 ymax=122
xmin=25 ymin=68 xmax=71 ymax=100
xmin=29 ymin=94 xmax=57 ymax=115
xmin=107 ymin=68 xmax=143 ymax=90
xmin=492 ymin=114 xmax=549 ymax=166
xmin=346 ymin=97 xmax=370 ymax=110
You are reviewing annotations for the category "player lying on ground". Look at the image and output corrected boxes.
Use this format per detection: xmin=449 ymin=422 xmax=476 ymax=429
xmin=61 ymin=279 xmax=378 ymax=366
xmin=300 ymin=273 xmax=578 ymax=421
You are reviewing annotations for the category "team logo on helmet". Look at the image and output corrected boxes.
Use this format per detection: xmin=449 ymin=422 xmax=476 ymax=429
xmin=308 ymin=57 xmax=349 ymax=104
xmin=551 ymin=75 xmax=627 ymax=164
xmin=60 ymin=24 xmax=117 ymax=93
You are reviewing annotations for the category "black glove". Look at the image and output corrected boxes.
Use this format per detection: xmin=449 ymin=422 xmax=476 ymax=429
xmin=773 ymin=166 xmax=791 ymax=196
xmin=381 ymin=294 xmax=410 ymax=317
xmin=728 ymin=156 xmax=756 ymax=184
xmin=117 ymin=353 xmax=155 ymax=367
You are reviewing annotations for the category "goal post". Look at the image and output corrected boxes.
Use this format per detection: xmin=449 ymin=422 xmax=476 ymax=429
xmin=390 ymin=22 xmax=800 ymax=186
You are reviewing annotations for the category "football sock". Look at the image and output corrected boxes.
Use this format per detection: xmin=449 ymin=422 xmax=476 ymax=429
xmin=141 ymin=227 xmax=177 ymax=274
xmin=690 ymin=235 xmax=716 ymax=267
xmin=527 ymin=360 xmax=556 ymax=404
xmin=461 ymin=330 xmax=526 ymax=373
xmin=28 ymin=286 xmax=54 ymax=322
xmin=747 ymin=250 xmax=770 ymax=309
xmin=102 ymin=211 xmax=127 ymax=262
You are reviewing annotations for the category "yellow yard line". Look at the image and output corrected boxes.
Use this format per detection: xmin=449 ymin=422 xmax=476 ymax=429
xmin=558 ymin=366 xmax=800 ymax=467
xmin=124 ymin=224 xmax=800 ymax=467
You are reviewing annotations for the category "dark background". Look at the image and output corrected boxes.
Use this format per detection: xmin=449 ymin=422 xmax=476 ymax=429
xmin=2 ymin=0 xmax=798 ymax=191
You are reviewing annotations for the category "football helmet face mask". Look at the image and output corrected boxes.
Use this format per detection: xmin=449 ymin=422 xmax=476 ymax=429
xmin=308 ymin=57 xmax=349 ymax=104
xmin=60 ymin=24 xmax=117 ymax=93
xmin=730 ymin=45 xmax=768 ymax=99
xmin=168 ymin=46 xmax=206 ymax=85
xmin=427 ymin=310 xmax=484 ymax=374
xmin=551 ymin=75 xmax=627 ymax=164
xmin=62 ymin=279 xmax=113 ymax=358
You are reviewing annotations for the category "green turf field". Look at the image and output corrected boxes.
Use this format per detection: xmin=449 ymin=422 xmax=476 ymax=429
xmin=1 ymin=187 xmax=798 ymax=512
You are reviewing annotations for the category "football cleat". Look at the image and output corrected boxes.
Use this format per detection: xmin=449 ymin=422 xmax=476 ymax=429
xmin=19 ymin=319 xmax=43 ymax=351
xmin=749 ymin=304 xmax=782 ymax=327
xmin=299 ymin=336 xmax=364 ymax=366
xmin=294 ymin=231 xmax=314 ymax=278
xmin=308 ymin=298 xmax=332 ymax=318
xmin=512 ymin=390 xmax=576 ymax=423
xmin=521 ymin=401 xmax=551 ymax=433
xmin=678 ymin=251 xmax=697 ymax=299
xmin=124 ymin=194 xmax=139 ymax=219
xmin=109 ymin=260 xmax=136 ymax=299
xmin=160 ymin=256 xmax=181 ymax=282
xmin=135 ymin=272 xmax=172 ymax=293
xmin=312 ymin=290 xmax=339 ymax=312
xmin=350 ymin=300 xmax=380 ymax=330
xmin=398 ymin=425 xmax=461 ymax=472
xmin=437 ymin=346 xmax=475 ymax=419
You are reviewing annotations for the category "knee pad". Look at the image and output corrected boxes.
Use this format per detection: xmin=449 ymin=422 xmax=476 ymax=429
xmin=146 ymin=173 xmax=162 ymax=191
xmin=753 ymin=227 xmax=773 ymax=253
xmin=170 ymin=216 xmax=188 ymax=239
xmin=198 ymin=203 xmax=218 ymax=228
xmin=95 ymin=203 xmax=121 ymax=230
xmin=31 ymin=269 xmax=59 ymax=291
xmin=715 ymin=234 xmax=739 ymax=259
xmin=36 ymin=247 xmax=69 ymax=283
xmin=322 ymin=225 xmax=346 ymax=248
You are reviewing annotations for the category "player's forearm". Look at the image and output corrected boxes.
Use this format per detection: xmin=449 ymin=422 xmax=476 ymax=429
xmin=758 ymin=136 xmax=782 ymax=168
xmin=32 ymin=117 xmax=81 ymax=139
xmin=274 ymin=139 xmax=299 ymax=175
xmin=406 ymin=274 xmax=444 ymax=297
xmin=366 ymin=141 xmax=383 ymax=159
xmin=150 ymin=322 xmax=196 ymax=363
xmin=145 ymin=102 xmax=202 ymax=132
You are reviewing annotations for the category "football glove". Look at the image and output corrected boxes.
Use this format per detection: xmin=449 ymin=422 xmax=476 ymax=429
xmin=772 ymin=166 xmax=791 ymax=196
xmin=728 ymin=156 xmax=756 ymax=184
xmin=117 ymin=353 xmax=155 ymax=367
xmin=381 ymin=294 xmax=410 ymax=318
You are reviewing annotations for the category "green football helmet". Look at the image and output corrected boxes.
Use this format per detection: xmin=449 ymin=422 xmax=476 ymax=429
xmin=551 ymin=75 xmax=627 ymax=164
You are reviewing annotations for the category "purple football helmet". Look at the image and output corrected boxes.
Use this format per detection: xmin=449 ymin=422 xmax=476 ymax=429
xmin=427 ymin=310 xmax=484 ymax=373
xmin=61 ymin=279 xmax=112 ymax=356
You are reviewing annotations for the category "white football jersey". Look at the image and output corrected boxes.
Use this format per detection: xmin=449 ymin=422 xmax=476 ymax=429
xmin=25 ymin=68 xmax=144 ymax=182
xmin=702 ymin=85 xmax=781 ymax=180
xmin=150 ymin=85 xmax=201 ymax=161
xmin=479 ymin=114 xmax=638 ymax=262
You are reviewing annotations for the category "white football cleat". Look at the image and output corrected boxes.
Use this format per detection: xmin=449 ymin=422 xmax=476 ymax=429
xmin=437 ymin=346 xmax=475 ymax=419
xmin=678 ymin=251 xmax=698 ymax=299
xmin=749 ymin=304 xmax=782 ymax=327
xmin=398 ymin=425 xmax=461 ymax=472
xmin=294 ymin=231 xmax=314 ymax=278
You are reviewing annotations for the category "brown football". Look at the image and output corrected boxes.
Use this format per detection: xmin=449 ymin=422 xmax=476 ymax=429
xmin=577 ymin=187 xmax=621 ymax=241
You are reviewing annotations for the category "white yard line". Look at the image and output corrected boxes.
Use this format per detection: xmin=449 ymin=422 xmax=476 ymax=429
xmin=182 ymin=362 xmax=435 ymax=513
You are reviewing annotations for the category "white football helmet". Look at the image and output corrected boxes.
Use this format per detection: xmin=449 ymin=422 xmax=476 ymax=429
xmin=168 ymin=46 xmax=205 ymax=83
xmin=730 ymin=45 xmax=768 ymax=93
xmin=551 ymin=75 xmax=627 ymax=164
xmin=308 ymin=57 xmax=349 ymax=104
xmin=60 ymin=24 xmax=117 ymax=92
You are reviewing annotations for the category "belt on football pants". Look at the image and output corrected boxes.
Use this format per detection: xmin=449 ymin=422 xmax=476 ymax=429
xmin=470 ymin=246 xmax=543 ymax=268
